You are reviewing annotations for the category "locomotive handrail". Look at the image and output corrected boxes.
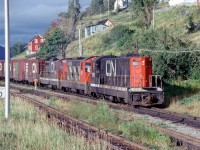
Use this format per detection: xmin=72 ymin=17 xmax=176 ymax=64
xmin=149 ymin=75 xmax=162 ymax=89
xmin=98 ymin=74 xmax=130 ymax=87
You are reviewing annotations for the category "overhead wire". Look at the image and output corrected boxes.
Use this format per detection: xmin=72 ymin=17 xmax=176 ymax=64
xmin=140 ymin=49 xmax=200 ymax=53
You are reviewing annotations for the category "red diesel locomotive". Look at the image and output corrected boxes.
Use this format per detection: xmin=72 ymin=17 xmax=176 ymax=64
xmin=0 ymin=54 xmax=164 ymax=106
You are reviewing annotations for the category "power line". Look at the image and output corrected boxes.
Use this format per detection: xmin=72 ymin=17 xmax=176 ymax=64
xmin=140 ymin=49 xmax=200 ymax=53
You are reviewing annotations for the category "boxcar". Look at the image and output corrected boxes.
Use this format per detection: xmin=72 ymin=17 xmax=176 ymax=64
xmin=24 ymin=59 xmax=45 ymax=84
xmin=12 ymin=60 xmax=26 ymax=82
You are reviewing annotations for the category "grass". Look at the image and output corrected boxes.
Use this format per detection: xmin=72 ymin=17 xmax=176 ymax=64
xmin=66 ymin=5 xmax=200 ymax=58
xmin=164 ymin=79 xmax=200 ymax=105
xmin=164 ymin=79 xmax=200 ymax=116
xmin=154 ymin=5 xmax=200 ymax=48
xmin=0 ymin=98 xmax=109 ymax=150
xmin=167 ymin=94 xmax=200 ymax=116
xmin=49 ymin=99 xmax=175 ymax=149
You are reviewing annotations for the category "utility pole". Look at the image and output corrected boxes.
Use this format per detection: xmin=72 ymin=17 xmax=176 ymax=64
xmin=153 ymin=6 xmax=155 ymax=30
xmin=108 ymin=0 xmax=110 ymax=19
xmin=4 ymin=0 xmax=10 ymax=118
xmin=100 ymin=6 xmax=102 ymax=20
xmin=79 ymin=23 xmax=83 ymax=57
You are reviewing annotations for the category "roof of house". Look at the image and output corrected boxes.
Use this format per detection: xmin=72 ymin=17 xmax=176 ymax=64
xmin=29 ymin=34 xmax=43 ymax=42
xmin=86 ymin=18 xmax=114 ymax=28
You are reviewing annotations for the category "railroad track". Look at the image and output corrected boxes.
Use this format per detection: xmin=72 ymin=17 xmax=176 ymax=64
xmin=1 ymin=82 xmax=200 ymax=150
xmin=6 ymin=83 xmax=200 ymax=149
xmin=14 ymin=84 xmax=200 ymax=129
xmin=11 ymin=92 xmax=148 ymax=150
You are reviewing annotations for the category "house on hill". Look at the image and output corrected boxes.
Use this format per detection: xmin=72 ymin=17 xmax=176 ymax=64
xmin=27 ymin=34 xmax=44 ymax=55
xmin=169 ymin=0 xmax=200 ymax=6
xmin=85 ymin=19 xmax=114 ymax=37
xmin=114 ymin=0 xmax=128 ymax=11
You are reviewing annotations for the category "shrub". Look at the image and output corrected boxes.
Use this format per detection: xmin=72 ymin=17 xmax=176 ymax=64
xmin=101 ymin=25 xmax=134 ymax=52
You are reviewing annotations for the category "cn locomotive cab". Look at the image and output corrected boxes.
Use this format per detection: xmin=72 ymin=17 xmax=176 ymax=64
xmin=129 ymin=56 xmax=164 ymax=106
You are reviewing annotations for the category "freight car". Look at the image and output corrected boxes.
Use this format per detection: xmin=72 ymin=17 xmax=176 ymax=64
xmin=11 ymin=59 xmax=45 ymax=84
xmin=0 ymin=54 xmax=164 ymax=107
xmin=0 ymin=60 xmax=4 ymax=79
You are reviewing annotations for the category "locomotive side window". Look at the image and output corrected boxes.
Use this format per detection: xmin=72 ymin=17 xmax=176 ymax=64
xmin=86 ymin=62 xmax=91 ymax=66
xmin=132 ymin=61 xmax=139 ymax=66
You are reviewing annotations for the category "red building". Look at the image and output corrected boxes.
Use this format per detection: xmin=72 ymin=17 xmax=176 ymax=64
xmin=27 ymin=34 xmax=44 ymax=55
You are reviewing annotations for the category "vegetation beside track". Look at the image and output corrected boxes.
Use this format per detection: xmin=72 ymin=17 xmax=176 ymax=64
xmin=164 ymin=80 xmax=200 ymax=116
xmin=0 ymin=98 xmax=108 ymax=150
xmin=167 ymin=91 xmax=200 ymax=117
xmin=49 ymin=97 xmax=177 ymax=149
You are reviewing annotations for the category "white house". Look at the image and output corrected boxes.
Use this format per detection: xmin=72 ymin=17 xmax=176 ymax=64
xmin=85 ymin=19 xmax=114 ymax=37
xmin=169 ymin=0 xmax=199 ymax=6
xmin=114 ymin=0 xmax=128 ymax=11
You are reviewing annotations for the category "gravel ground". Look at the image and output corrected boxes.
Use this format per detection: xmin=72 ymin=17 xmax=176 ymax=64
xmin=132 ymin=113 xmax=200 ymax=140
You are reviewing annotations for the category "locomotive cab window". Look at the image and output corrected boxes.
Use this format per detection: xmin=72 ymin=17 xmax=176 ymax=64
xmin=86 ymin=62 xmax=91 ymax=66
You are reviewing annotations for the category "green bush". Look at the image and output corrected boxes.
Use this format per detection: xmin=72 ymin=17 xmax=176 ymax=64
xmin=138 ymin=28 xmax=200 ymax=81
xmin=179 ymin=94 xmax=200 ymax=105
xmin=119 ymin=121 xmax=171 ymax=147
xmin=189 ymin=66 xmax=200 ymax=80
xmin=101 ymin=25 xmax=134 ymax=51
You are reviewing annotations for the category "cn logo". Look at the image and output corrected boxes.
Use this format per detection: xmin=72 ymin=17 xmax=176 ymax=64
xmin=106 ymin=60 xmax=116 ymax=77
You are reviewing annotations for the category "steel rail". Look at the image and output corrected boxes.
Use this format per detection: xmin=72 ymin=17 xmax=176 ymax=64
xmin=11 ymin=92 xmax=148 ymax=150
xmin=8 ymin=84 xmax=200 ymax=149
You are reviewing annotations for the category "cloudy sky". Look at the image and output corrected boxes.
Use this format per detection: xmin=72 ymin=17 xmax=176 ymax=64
xmin=0 ymin=0 xmax=91 ymax=46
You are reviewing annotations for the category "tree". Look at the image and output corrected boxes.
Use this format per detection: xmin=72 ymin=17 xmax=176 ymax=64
xmin=89 ymin=0 xmax=115 ymax=14
xmin=39 ymin=27 xmax=68 ymax=58
xmin=68 ymin=0 xmax=81 ymax=40
xmin=103 ymin=0 xmax=115 ymax=12
xmin=186 ymin=15 xmax=196 ymax=33
xmin=90 ymin=0 xmax=104 ymax=14
xmin=131 ymin=0 xmax=158 ymax=27
xmin=11 ymin=42 xmax=26 ymax=57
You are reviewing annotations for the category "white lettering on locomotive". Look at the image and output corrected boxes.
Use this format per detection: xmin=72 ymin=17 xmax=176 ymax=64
xmin=51 ymin=62 xmax=55 ymax=73
xmin=32 ymin=63 xmax=37 ymax=73
xmin=106 ymin=60 xmax=116 ymax=77
xmin=73 ymin=66 xmax=78 ymax=81
xmin=25 ymin=63 xmax=28 ymax=78
xmin=68 ymin=66 xmax=72 ymax=80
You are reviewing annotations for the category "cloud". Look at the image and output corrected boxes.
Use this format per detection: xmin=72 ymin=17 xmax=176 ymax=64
xmin=0 ymin=0 xmax=91 ymax=46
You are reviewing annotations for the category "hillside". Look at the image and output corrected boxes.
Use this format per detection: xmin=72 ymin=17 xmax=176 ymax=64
xmin=66 ymin=6 xmax=200 ymax=57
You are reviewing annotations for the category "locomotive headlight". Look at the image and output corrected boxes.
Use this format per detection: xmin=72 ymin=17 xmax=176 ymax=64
xmin=142 ymin=60 xmax=145 ymax=65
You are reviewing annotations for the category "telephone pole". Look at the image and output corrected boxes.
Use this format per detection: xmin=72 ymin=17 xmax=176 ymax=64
xmin=4 ymin=0 xmax=10 ymax=118
xmin=108 ymin=0 xmax=110 ymax=19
